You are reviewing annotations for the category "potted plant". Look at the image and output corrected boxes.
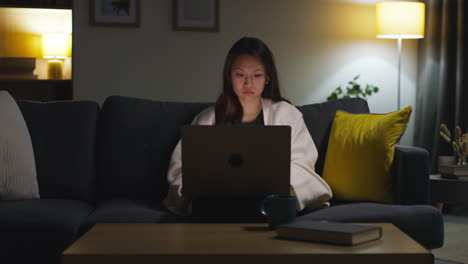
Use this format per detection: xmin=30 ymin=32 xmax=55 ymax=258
xmin=440 ymin=123 xmax=468 ymax=165
xmin=327 ymin=75 xmax=379 ymax=101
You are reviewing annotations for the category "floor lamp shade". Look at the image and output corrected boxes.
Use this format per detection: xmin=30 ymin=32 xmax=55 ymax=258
xmin=376 ymin=1 xmax=425 ymax=39
xmin=376 ymin=1 xmax=425 ymax=110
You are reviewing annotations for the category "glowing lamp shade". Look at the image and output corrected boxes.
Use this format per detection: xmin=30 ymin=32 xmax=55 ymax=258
xmin=42 ymin=33 xmax=69 ymax=59
xmin=376 ymin=2 xmax=425 ymax=39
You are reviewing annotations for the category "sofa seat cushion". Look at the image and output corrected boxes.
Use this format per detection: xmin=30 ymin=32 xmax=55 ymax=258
xmin=297 ymin=203 xmax=443 ymax=249
xmin=80 ymin=199 xmax=188 ymax=234
xmin=0 ymin=199 xmax=94 ymax=263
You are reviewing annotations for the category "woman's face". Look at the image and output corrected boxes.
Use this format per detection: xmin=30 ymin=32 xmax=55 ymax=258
xmin=230 ymin=54 xmax=268 ymax=103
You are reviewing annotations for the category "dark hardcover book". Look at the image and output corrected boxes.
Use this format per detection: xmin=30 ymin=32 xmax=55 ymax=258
xmin=0 ymin=73 xmax=38 ymax=80
xmin=439 ymin=165 xmax=468 ymax=176
xmin=276 ymin=221 xmax=382 ymax=246
xmin=0 ymin=58 xmax=36 ymax=74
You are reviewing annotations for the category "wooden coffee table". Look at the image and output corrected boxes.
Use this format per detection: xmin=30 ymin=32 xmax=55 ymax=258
xmin=62 ymin=223 xmax=432 ymax=264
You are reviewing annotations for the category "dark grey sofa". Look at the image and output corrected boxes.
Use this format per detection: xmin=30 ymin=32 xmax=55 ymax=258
xmin=0 ymin=96 xmax=443 ymax=264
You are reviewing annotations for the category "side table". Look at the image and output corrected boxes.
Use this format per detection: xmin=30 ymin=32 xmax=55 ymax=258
xmin=430 ymin=174 xmax=468 ymax=211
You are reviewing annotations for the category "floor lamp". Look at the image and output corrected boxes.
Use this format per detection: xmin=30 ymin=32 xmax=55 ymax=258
xmin=376 ymin=1 xmax=425 ymax=110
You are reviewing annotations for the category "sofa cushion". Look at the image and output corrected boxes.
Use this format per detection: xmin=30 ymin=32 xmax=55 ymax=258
xmin=97 ymin=96 xmax=211 ymax=202
xmin=297 ymin=98 xmax=369 ymax=176
xmin=297 ymin=203 xmax=443 ymax=249
xmin=84 ymin=199 xmax=186 ymax=223
xmin=17 ymin=101 xmax=100 ymax=203
xmin=322 ymin=106 xmax=412 ymax=203
xmin=0 ymin=91 xmax=39 ymax=200
xmin=79 ymin=199 xmax=187 ymax=234
xmin=0 ymin=199 xmax=94 ymax=264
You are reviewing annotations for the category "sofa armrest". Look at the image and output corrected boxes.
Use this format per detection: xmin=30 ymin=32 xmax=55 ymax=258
xmin=393 ymin=145 xmax=430 ymax=205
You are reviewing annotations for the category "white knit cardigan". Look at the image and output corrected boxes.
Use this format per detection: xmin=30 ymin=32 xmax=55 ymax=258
xmin=163 ymin=98 xmax=332 ymax=216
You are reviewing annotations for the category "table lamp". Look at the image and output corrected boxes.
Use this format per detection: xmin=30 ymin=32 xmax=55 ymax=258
xmin=42 ymin=33 xmax=70 ymax=79
xmin=376 ymin=1 xmax=425 ymax=110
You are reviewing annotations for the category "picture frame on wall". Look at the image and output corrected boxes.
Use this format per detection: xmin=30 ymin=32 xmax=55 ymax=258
xmin=90 ymin=0 xmax=140 ymax=27
xmin=173 ymin=0 xmax=219 ymax=32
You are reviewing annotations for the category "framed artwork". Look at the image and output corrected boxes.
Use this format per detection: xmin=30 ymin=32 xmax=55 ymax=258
xmin=173 ymin=0 xmax=219 ymax=32
xmin=90 ymin=0 xmax=140 ymax=27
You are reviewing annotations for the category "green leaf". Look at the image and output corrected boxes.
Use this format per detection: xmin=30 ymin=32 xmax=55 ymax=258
xmin=329 ymin=74 xmax=379 ymax=102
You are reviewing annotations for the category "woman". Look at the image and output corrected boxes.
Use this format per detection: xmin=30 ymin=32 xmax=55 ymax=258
xmin=163 ymin=37 xmax=332 ymax=216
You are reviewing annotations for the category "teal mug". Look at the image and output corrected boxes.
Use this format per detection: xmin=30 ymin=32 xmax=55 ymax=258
xmin=260 ymin=195 xmax=297 ymax=229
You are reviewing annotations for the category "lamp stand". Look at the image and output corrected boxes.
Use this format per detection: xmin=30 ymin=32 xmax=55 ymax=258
xmin=397 ymin=38 xmax=402 ymax=110
xmin=47 ymin=59 xmax=63 ymax=79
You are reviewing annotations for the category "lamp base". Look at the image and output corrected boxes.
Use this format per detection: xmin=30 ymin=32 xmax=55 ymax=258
xmin=47 ymin=59 xmax=63 ymax=79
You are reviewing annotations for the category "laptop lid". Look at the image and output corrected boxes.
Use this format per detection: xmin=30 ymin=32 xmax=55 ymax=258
xmin=181 ymin=125 xmax=291 ymax=199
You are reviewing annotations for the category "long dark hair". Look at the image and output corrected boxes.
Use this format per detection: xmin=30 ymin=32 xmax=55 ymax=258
xmin=215 ymin=37 xmax=289 ymax=125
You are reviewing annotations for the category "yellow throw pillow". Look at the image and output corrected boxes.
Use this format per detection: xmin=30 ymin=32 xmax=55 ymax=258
xmin=322 ymin=106 xmax=412 ymax=204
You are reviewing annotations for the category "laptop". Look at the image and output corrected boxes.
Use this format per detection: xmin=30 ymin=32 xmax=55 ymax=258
xmin=181 ymin=125 xmax=291 ymax=199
